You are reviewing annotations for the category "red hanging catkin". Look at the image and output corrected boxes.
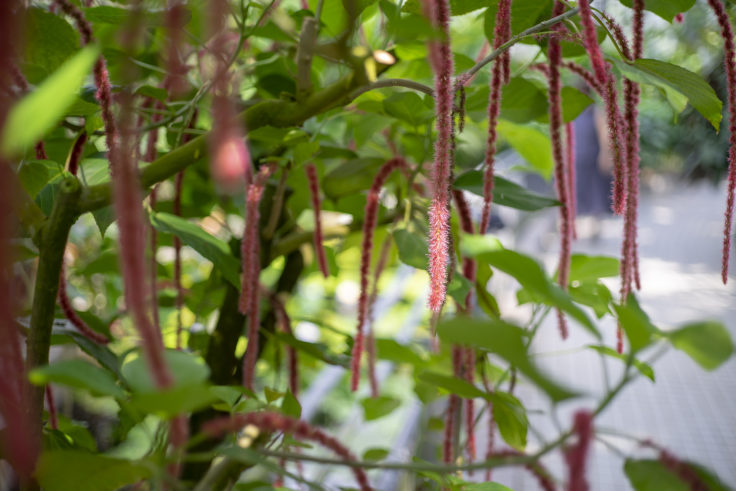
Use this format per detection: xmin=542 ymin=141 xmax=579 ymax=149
xmin=452 ymin=189 xmax=478 ymax=463
xmin=365 ymin=234 xmax=393 ymax=398
xmin=492 ymin=450 xmax=557 ymax=491
xmin=209 ymin=0 xmax=251 ymax=193
xmin=577 ymin=0 xmax=627 ymax=215
xmin=274 ymin=295 xmax=299 ymax=397
xmin=305 ymin=163 xmax=330 ymax=278
xmin=352 ymin=157 xmax=406 ymax=392
xmin=443 ymin=346 xmax=463 ymax=464
xmin=420 ymin=0 xmax=454 ymax=313
xmin=58 ymin=264 xmax=109 ymax=344
xmin=548 ymin=1 xmax=571 ymax=340
xmin=566 ymin=122 xmax=578 ymax=240
xmin=203 ymin=412 xmax=372 ymax=491
xmin=564 ymin=411 xmax=593 ymax=491
xmin=706 ymin=0 xmax=736 ymax=284
xmin=45 ymin=386 xmax=58 ymax=430
xmin=241 ymin=164 xmax=278 ymax=390
xmin=480 ymin=0 xmax=512 ymax=234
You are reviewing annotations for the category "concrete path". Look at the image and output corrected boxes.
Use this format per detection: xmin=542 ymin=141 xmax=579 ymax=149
xmin=487 ymin=180 xmax=736 ymax=490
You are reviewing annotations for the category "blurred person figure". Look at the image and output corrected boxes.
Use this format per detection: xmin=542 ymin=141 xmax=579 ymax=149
xmin=574 ymin=104 xmax=614 ymax=239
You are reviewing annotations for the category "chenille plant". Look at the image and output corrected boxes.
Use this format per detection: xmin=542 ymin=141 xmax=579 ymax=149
xmin=1 ymin=0 xmax=735 ymax=490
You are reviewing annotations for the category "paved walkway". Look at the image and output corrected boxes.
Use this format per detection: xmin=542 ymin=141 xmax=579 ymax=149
xmin=488 ymin=181 xmax=736 ymax=489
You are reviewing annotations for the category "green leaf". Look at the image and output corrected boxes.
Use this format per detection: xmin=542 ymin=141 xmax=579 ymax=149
xmin=665 ymin=321 xmax=734 ymax=371
xmin=36 ymin=451 xmax=151 ymax=491
xmin=485 ymin=0 xmax=552 ymax=42
xmin=150 ymin=212 xmax=241 ymax=288
xmin=363 ymin=447 xmax=390 ymax=461
xmin=29 ymin=359 xmax=125 ymax=398
xmin=269 ymin=331 xmax=350 ymax=367
xmin=121 ymin=350 xmax=210 ymax=392
xmin=23 ymin=8 xmax=81 ymax=84
xmin=447 ymin=273 xmax=473 ymax=307
xmin=322 ymin=158 xmax=386 ymax=199
xmin=568 ymin=254 xmax=620 ymax=283
xmin=393 ymin=228 xmax=428 ymax=269
xmin=499 ymin=78 xmax=548 ymax=124
xmin=617 ymin=0 xmax=696 ymax=22
xmin=436 ymin=317 xmax=577 ymax=401
xmin=417 ymin=371 xmax=489 ymax=400
xmin=1 ymin=45 xmax=99 ymax=158
xmin=569 ymin=281 xmax=613 ymax=319
xmin=613 ymin=58 xmax=722 ymax=130
xmin=497 ymin=120 xmax=554 ymax=178
xmin=17 ymin=160 xmax=63 ymax=199
xmin=491 ymin=392 xmax=528 ymax=450
xmin=281 ymin=390 xmax=302 ymax=419
xmin=54 ymin=329 xmax=119 ymax=379
xmin=459 ymin=239 xmax=597 ymax=337
xmin=130 ymin=384 xmax=216 ymax=416
xmin=624 ymin=459 xmax=690 ymax=491
xmin=587 ymin=345 xmax=655 ymax=381
xmin=383 ymin=91 xmax=433 ymax=126
xmin=613 ymin=295 xmax=659 ymax=353
xmin=375 ymin=338 xmax=426 ymax=367
xmin=361 ymin=395 xmax=402 ymax=421
xmin=454 ymin=171 xmax=560 ymax=211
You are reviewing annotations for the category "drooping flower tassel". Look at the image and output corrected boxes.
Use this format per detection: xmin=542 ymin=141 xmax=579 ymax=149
xmin=305 ymin=163 xmax=330 ymax=278
xmin=352 ymin=158 xmax=406 ymax=392
xmin=241 ymin=164 xmax=278 ymax=390
xmin=58 ymin=264 xmax=109 ymax=344
xmin=45 ymin=385 xmax=58 ymax=430
xmin=706 ymin=0 xmax=736 ymax=284
xmin=480 ymin=0 xmax=512 ymax=234
xmin=577 ymin=0 xmax=627 ymax=215
xmin=268 ymin=290 xmax=299 ymax=397
xmin=566 ymin=122 xmax=578 ymax=240
xmin=564 ymin=411 xmax=593 ymax=491
xmin=548 ymin=1 xmax=571 ymax=340
xmin=420 ymin=0 xmax=454 ymax=313
xmin=366 ymin=235 xmax=393 ymax=398
xmin=203 ymin=412 xmax=372 ymax=491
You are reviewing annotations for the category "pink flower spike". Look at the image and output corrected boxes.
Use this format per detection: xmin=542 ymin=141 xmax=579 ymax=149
xmin=674 ymin=13 xmax=685 ymax=23
xmin=352 ymin=157 xmax=406 ymax=392
xmin=705 ymin=0 xmax=736 ymax=284
xmin=420 ymin=0 xmax=454 ymax=313
xmin=203 ymin=412 xmax=372 ymax=491
xmin=305 ymin=163 xmax=330 ymax=278
xmin=565 ymin=411 xmax=593 ymax=491
xmin=212 ymin=133 xmax=251 ymax=193
xmin=241 ymin=164 xmax=278 ymax=390
xmin=548 ymin=1 xmax=571 ymax=340
xmin=565 ymin=122 xmax=578 ymax=240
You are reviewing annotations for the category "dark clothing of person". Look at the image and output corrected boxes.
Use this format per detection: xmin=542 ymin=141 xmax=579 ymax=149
xmin=574 ymin=106 xmax=613 ymax=216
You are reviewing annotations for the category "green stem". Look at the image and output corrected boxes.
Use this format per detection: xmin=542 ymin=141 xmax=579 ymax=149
xmin=25 ymin=177 xmax=81 ymax=435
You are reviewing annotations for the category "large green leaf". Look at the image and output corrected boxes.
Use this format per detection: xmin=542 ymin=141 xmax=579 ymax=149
xmin=149 ymin=212 xmax=241 ymax=287
xmin=613 ymin=295 xmax=658 ymax=353
xmin=29 ymin=359 xmax=125 ymax=398
xmin=121 ymin=349 xmax=210 ymax=392
xmin=499 ymin=78 xmax=548 ymax=124
xmin=491 ymin=392 xmax=528 ymax=450
xmin=459 ymin=236 xmax=598 ymax=336
xmin=393 ymin=228 xmax=428 ymax=269
xmin=453 ymin=170 xmax=560 ymax=211
xmin=417 ymin=371 xmax=489 ymax=400
xmin=436 ymin=317 xmax=577 ymax=401
xmin=624 ymin=459 xmax=690 ymax=491
xmin=665 ymin=321 xmax=733 ymax=371
xmin=587 ymin=345 xmax=655 ymax=381
xmin=322 ymin=158 xmax=386 ymax=199
xmin=617 ymin=0 xmax=696 ymax=22
xmin=568 ymin=254 xmax=620 ymax=283
xmin=361 ymin=396 xmax=402 ymax=421
xmin=130 ymin=384 xmax=217 ymax=417
xmin=613 ymin=58 xmax=722 ymax=130
xmin=17 ymin=160 xmax=63 ymax=199
xmin=1 ymin=45 xmax=99 ymax=158
xmin=36 ymin=451 xmax=151 ymax=491
xmin=24 ymin=8 xmax=81 ymax=84
xmin=497 ymin=120 xmax=554 ymax=178
xmin=383 ymin=91 xmax=433 ymax=126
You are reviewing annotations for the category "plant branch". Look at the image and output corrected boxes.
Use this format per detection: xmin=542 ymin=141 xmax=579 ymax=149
xmin=348 ymin=78 xmax=435 ymax=99
xmin=25 ymin=177 xmax=81 ymax=434
xmin=460 ymin=6 xmax=581 ymax=82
